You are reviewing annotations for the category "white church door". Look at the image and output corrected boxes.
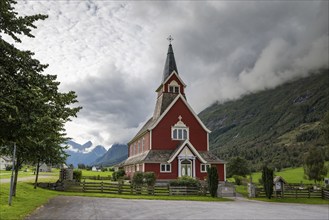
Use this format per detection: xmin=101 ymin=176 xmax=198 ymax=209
xmin=181 ymin=159 xmax=192 ymax=177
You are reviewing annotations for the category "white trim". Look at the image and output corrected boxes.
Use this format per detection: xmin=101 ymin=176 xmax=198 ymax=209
xmin=160 ymin=163 xmax=171 ymax=173
xmin=149 ymin=130 xmax=152 ymax=150
xmin=207 ymin=133 xmax=209 ymax=151
xmin=224 ymin=163 xmax=226 ymax=181
xmin=149 ymin=94 xmax=211 ymax=133
xmin=142 ymin=163 xmax=145 ymax=172
xmin=167 ymin=139 xmax=207 ymax=164
xmin=163 ymin=70 xmax=187 ymax=87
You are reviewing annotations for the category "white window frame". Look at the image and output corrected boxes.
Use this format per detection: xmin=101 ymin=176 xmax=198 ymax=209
xmin=160 ymin=163 xmax=171 ymax=173
xmin=172 ymin=127 xmax=189 ymax=140
xmin=200 ymin=164 xmax=210 ymax=173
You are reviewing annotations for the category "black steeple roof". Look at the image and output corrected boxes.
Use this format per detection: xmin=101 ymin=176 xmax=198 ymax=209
xmin=162 ymin=43 xmax=178 ymax=82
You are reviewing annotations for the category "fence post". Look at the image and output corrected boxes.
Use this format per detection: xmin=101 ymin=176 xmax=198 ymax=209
xmin=295 ymin=188 xmax=297 ymax=199
xmin=83 ymin=179 xmax=85 ymax=192
xmin=308 ymin=188 xmax=310 ymax=198
xmin=101 ymin=181 xmax=103 ymax=193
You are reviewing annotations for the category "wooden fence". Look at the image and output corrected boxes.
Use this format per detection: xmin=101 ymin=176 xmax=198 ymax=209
xmin=256 ymin=187 xmax=327 ymax=199
xmin=39 ymin=181 xmax=204 ymax=196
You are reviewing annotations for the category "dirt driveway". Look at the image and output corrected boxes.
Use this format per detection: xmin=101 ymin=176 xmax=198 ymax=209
xmin=25 ymin=196 xmax=328 ymax=220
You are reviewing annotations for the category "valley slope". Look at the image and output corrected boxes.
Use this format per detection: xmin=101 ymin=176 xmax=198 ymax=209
xmin=199 ymin=69 xmax=329 ymax=171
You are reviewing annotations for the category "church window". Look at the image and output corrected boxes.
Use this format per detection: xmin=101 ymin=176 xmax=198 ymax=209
xmin=200 ymin=164 xmax=210 ymax=173
xmin=142 ymin=138 xmax=145 ymax=152
xmin=168 ymin=80 xmax=180 ymax=93
xmin=172 ymin=116 xmax=189 ymax=140
xmin=160 ymin=163 xmax=171 ymax=172
xmin=169 ymin=86 xmax=179 ymax=93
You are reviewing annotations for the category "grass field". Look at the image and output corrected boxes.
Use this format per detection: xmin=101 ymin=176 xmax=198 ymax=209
xmin=243 ymin=166 xmax=329 ymax=185
xmin=80 ymin=169 xmax=113 ymax=178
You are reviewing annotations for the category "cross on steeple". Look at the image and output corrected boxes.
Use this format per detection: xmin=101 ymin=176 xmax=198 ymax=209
xmin=167 ymin=35 xmax=174 ymax=44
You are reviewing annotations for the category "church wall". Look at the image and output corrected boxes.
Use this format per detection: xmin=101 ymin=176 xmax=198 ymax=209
xmin=127 ymin=132 xmax=151 ymax=157
xmin=144 ymin=158 xmax=178 ymax=180
xmin=152 ymin=98 xmax=208 ymax=151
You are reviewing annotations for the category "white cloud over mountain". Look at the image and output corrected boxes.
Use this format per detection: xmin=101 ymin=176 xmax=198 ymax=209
xmin=9 ymin=1 xmax=328 ymax=146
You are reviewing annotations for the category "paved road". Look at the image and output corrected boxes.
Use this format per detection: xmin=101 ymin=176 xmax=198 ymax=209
xmin=26 ymin=196 xmax=329 ymax=220
xmin=0 ymin=175 xmax=54 ymax=183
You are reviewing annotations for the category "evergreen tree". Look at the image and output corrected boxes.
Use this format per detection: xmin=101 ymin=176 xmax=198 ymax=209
xmin=207 ymin=166 xmax=218 ymax=197
xmin=262 ymin=165 xmax=273 ymax=199
xmin=303 ymin=146 xmax=327 ymax=183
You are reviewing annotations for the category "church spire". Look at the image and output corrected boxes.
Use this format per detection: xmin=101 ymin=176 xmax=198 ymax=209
xmin=163 ymin=35 xmax=178 ymax=82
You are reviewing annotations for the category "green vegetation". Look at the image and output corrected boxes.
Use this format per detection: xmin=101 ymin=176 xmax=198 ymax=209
xmin=262 ymin=166 xmax=274 ymax=199
xmin=227 ymin=156 xmax=250 ymax=178
xmin=253 ymin=197 xmax=329 ymax=205
xmin=81 ymin=169 xmax=113 ymax=177
xmin=169 ymin=176 xmax=201 ymax=187
xmin=303 ymin=146 xmax=328 ymax=183
xmin=248 ymin=166 xmax=329 ymax=185
xmin=207 ymin=167 xmax=218 ymax=197
xmin=0 ymin=0 xmax=81 ymax=196
xmin=199 ymin=70 xmax=329 ymax=171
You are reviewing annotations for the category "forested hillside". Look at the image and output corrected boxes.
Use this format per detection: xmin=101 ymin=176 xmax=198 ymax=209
xmin=199 ymin=69 xmax=329 ymax=171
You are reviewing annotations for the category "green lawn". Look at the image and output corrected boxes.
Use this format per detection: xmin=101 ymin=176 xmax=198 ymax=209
xmin=249 ymin=166 xmax=329 ymax=185
xmin=80 ymin=169 xmax=113 ymax=178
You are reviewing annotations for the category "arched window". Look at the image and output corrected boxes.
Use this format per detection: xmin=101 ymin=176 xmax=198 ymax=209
xmin=172 ymin=115 xmax=189 ymax=140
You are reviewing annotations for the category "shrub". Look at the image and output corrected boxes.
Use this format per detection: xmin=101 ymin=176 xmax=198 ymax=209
xmin=169 ymin=176 xmax=201 ymax=187
xmin=144 ymin=172 xmax=156 ymax=186
xmin=73 ymin=170 xmax=82 ymax=182
xmin=132 ymin=172 xmax=144 ymax=187
xmin=5 ymin=165 xmax=12 ymax=171
xmin=112 ymin=169 xmax=126 ymax=181
xmin=233 ymin=175 xmax=243 ymax=185
xmin=101 ymin=167 xmax=108 ymax=172
xmin=207 ymin=166 xmax=218 ymax=197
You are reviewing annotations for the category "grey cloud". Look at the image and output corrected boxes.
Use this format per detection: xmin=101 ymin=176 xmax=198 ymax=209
xmin=13 ymin=1 xmax=328 ymax=146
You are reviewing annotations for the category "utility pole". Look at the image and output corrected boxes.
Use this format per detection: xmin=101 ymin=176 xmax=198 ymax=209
xmin=8 ymin=142 xmax=16 ymax=206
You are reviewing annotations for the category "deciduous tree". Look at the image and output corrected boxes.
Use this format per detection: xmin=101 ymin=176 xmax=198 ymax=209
xmin=0 ymin=0 xmax=81 ymax=195
xmin=303 ymin=146 xmax=327 ymax=183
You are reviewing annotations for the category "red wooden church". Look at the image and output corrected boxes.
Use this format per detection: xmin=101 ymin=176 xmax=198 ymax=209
xmin=123 ymin=39 xmax=226 ymax=181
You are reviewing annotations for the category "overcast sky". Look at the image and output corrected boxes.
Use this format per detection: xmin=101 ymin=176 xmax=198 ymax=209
xmin=10 ymin=0 xmax=328 ymax=148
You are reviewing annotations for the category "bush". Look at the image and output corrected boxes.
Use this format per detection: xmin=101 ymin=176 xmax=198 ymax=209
xmin=5 ymin=165 xmax=12 ymax=171
xmin=169 ymin=176 xmax=201 ymax=187
xmin=101 ymin=167 xmax=108 ymax=172
xmin=112 ymin=169 xmax=126 ymax=181
xmin=73 ymin=170 xmax=82 ymax=182
xmin=109 ymin=167 xmax=115 ymax=172
xmin=132 ymin=172 xmax=144 ymax=187
xmin=233 ymin=175 xmax=243 ymax=185
xmin=144 ymin=172 xmax=156 ymax=186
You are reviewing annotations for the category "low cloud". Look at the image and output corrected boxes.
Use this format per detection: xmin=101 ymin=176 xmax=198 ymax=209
xmin=12 ymin=1 xmax=328 ymax=146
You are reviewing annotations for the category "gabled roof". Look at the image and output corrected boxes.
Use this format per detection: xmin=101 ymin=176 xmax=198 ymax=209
xmin=149 ymin=94 xmax=211 ymax=133
xmin=163 ymin=44 xmax=178 ymax=82
xmin=128 ymin=93 xmax=210 ymax=144
xmin=167 ymin=140 xmax=207 ymax=164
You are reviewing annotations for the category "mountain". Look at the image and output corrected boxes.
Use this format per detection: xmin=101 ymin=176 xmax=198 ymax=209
xmin=92 ymin=143 xmax=128 ymax=166
xmin=199 ymin=69 xmax=329 ymax=171
xmin=65 ymin=141 xmax=107 ymax=167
